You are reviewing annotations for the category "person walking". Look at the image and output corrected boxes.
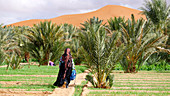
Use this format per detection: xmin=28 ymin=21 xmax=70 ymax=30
xmin=53 ymin=48 xmax=73 ymax=88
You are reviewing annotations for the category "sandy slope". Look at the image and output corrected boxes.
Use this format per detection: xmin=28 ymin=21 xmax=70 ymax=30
xmin=8 ymin=5 xmax=146 ymax=27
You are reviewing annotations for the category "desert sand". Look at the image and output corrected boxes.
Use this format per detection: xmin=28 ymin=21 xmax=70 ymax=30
xmin=8 ymin=5 xmax=146 ymax=27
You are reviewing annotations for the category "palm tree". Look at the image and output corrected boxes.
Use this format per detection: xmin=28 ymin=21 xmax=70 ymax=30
xmin=119 ymin=15 xmax=168 ymax=73
xmin=12 ymin=26 xmax=31 ymax=63
xmin=140 ymin=0 xmax=170 ymax=66
xmin=63 ymin=23 xmax=77 ymax=42
xmin=80 ymin=16 xmax=103 ymax=31
xmin=79 ymin=17 xmax=129 ymax=88
xmin=140 ymin=0 xmax=170 ymax=34
xmin=25 ymin=21 xmax=64 ymax=66
xmin=62 ymin=23 xmax=84 ymax=65
xmin=107 ymin=16 xmax=126 ymax=32
xmin=71 ymin=38 xmax=84 ymax=65
xmin=0 ymin=25 xmax=22 ymax=70
xmin=0 ymin=24 xmax=7 ymax=65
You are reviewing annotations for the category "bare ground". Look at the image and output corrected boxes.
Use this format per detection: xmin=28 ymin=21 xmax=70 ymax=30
xmin=0 ymin=89 xmax=51 ymax=96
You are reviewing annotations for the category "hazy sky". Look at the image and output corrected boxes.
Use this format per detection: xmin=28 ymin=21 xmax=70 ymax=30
xmin=0 ymin=0 xmax=169 ymax=25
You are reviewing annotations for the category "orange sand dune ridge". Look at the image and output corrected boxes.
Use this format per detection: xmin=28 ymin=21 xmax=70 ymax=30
xmin=8 ymin=5 xmax=146 ymax=27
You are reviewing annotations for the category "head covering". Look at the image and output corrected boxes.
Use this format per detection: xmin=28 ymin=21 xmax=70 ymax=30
xmin=62 ymin=48 xmax=73 ymax=67
xmin=63 ymin=48 xmax=71 ymax=57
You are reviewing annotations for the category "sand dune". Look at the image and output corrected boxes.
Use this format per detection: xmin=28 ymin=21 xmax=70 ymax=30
xmin=8 ymin=5 xmax=146 ymax=27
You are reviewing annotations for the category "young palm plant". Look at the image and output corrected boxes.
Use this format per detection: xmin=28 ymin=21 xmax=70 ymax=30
xmin=5 ymin=52 xmax=22 ymax=70
xmin=119 ymin=15 xmax=168 ymax=73
xmin=25 ymin=21 xmax=64 ymax=66
xmin=79 ymin=17 xmax=129 ymax=88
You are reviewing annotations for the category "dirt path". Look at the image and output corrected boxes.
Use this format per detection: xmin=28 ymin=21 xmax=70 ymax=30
xmin=48 ymin=70 xmax=89 ymax=96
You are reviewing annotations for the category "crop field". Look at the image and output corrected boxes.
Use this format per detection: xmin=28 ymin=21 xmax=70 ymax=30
xmin=87 ymin=71 xmax=170 ymax=96
xmin=0 ymin=65 xmax=87 ymax=95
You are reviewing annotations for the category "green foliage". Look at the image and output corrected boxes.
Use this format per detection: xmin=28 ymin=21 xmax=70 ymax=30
xmin=146 ymin=53 xmax=161 ymax=65
xmin=155 ymin=60 xmax=170 ymax=72
xmin=119 ymin=15 xmax=168 ymax=73
xmin=140 ymin=0 xmax=170 ymax=34
xmin=140 ymin=0 xmax=170 ymax=71
xmin=25 ymin=21 xmax=64 ymax=66
xmin=71 ymin=38 xmax=84 ymax=65
xmin=114 ymin=63 xmax=123 ymax=70
xmin=5 ymin=52 xmax=22 ymax=70
xmin=0 ymin=25 xmax=22 ymax=69
xmin=62 ymin=23 xmax=84 ymax=65
xmin=141 ymin=60 xmax=170 ymax=71
xmin=108 ymin=16 xmax=126 ymax=31
xmin=63 ymin=23 xmax=77 ymax=42
xmin=14 ymin=26 xmax=31 ymax=63
xmin=0 ymin=49 xmax=4 ymax=65
xmin=80 ymin=16 xmax=103 ymax=31
xmin=79 ymin=17 xmax=129 ymax=88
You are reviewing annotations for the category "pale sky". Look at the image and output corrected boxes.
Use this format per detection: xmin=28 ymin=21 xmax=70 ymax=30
xmin=0 ymin=0 xmax=169 ymax=25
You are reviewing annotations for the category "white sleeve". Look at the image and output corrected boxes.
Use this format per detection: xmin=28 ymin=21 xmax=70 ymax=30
xmin=72 ymin=58 xmax=75 ymax=69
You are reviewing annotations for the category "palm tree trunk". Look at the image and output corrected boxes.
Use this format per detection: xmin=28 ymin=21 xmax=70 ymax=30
xmin=42 ymin=52 xmax=49 ymax=65
xmin=24 ymin=52 xmax=30 ymax=63
xmin=132 ymin=64 xmax=136 ymax=73
xmin=127 ymin=61 xmax=132 ymax=73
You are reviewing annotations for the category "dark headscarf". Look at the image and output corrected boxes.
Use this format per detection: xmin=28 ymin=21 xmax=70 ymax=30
xmin=62 ymin=48 xmax=72 ymax=68
xmin=63 ymin=48 xmax=72 ymax=57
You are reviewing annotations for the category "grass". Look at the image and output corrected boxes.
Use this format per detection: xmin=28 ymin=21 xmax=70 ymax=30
xmin=1 ymin=84 xmax=56 ymax=92
xmin=0 ymin=76 xmax=55 ymax=81
xmin=73 ymin=80 xmax=88 ymax=96
xmin=87 ymin=71 xmax=170 ymax=96
xmin=88 ymin=91 xmax=170 ymax=96
xmin=0 ymin=65 xmax=87 ymax=92
xmin=0 ymin=65 xmax=87 ymax=75
xmin=88 ymin=87 xmax=170 ymax=91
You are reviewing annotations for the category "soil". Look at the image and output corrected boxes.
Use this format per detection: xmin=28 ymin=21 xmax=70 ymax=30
xmin=0 ymin=89 xmax=51 ymax=96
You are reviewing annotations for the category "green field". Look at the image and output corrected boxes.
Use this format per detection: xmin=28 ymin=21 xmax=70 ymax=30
xmin=87 ymin=71 xmax=170 ymax=96
xmin=0 ymin=65 xmax=170 ymax=96
xmin=0 ymin=65 xmax=87 ymax=92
